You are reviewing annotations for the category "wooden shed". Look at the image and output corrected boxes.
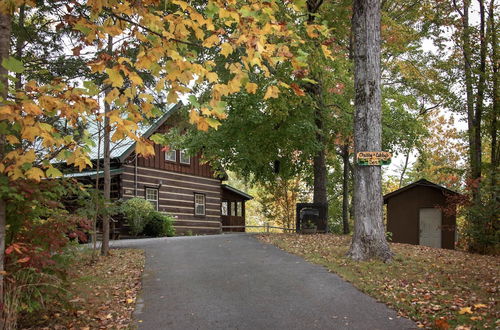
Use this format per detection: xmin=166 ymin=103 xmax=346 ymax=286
xmin=221 ymin=184 xmax=253 ymax=232
xmin=383 ymin=179 xmax=459 ymax=249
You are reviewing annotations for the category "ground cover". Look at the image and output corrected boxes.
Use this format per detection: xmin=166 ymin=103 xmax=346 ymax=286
xmin=19 ymin=248 xmax=144 ymax=329
xmin=258 ymin=234 xmax=499 ymax=329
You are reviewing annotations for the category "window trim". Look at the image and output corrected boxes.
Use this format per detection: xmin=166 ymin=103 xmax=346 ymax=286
xmin=230 ymin=201 xmax=236 ymax=216
xmin=180 ymin=149 xmax=191 ymax=165
xmin=145 ymin=187 xmax=159 ymax=211
xmin=165 ymin=147 xmax=177 ymax=162
xmin=221 ymin=200 xmax=228 ymax=216
xmin=194 ymin=193 xmax=206 ymax=216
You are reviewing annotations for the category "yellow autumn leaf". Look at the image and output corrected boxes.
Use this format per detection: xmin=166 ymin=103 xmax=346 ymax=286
xmin=105 ymin=88 xmax=120 ymax=104
xmin=136 ymin=139 xmax=155 ymax=157
xmin=473 ymin=304 xmax=487 ymax=309
xmin=22 ymin=102 xmax=42 ymax=115
xmin=458 ymin=307 xmax=473 ymax=315
xmin=264 ymin=85 xmax=280 ymax=99
xmin=105 ymin=67 xmax=124 ymax=87
xmin=126 ymin=298 xmax=134 ymax=304
xmin=25 ymin=167 xmax=45 ymax=182
xmin=129 ymin=72 xmax=143 ymax=86
xmin=0 ymin=163 xmax=4 ymax=173
xmin=321 ymin=44 xmax=334 ymax=60
xmin=246 ymin=82 xmax=258 ymax=94
xmin=220 ymin=43 xmax=233 ymax=57
xmin=206 ymin=72 xmax=218 ymax=83
xmin=203 ymin=34 xmax=220 ymax=47
xmin=306 ymin=24 xmax=319 ymax=38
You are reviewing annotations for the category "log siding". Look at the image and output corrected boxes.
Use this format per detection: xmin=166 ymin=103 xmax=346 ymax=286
xmin=121 ymin=165 xmax=222 ymax=234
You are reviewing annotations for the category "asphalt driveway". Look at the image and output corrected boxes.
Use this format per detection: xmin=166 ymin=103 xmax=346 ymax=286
xmin=114 ymin=234 xmax=415 ymax=330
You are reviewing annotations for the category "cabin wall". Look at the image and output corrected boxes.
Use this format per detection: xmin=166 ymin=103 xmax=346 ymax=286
xmin=121 ymin=165 xmax=222 ymax=235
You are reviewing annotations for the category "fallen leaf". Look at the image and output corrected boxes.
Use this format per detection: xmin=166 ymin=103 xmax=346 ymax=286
xmin=458 ymin=307 xmax=473 ymax=315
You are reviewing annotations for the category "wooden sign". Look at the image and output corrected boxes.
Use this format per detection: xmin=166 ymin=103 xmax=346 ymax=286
xmin=357 ymin=151 xmax=392 ymax=166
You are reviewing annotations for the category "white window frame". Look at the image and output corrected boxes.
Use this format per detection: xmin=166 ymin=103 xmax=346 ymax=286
xmin=165 ymin=147 xmax=176 ymax=162
xmin=237 ymin=201 xmax=243 ymax=217
xmin=221 ymin=200 xmax=228 ymax=216
xmin=145 ymin=187 xmax=159 ymax=211
xmin=194 ymin=193 xmax=206 ymax=216
xmin=180 ymin=149 xmax=191 ymax=164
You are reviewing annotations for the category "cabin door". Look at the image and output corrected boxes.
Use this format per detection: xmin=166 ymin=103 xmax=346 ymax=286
xmin=419 ymin=208 xmax=442 ymax=248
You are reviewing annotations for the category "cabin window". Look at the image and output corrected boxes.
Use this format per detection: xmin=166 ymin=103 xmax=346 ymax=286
xmin=221 ymin=200 xmax=228 ymax=216
xmin=194 ymin=193 xmax=205 ymax=216
xmin=180 ymin=149 xmax=190 ymax=164
xmin=145 ymin=188 xmax=159 ymax=210
xmin=165 ymin=148 xmax=176 ymax=162
xmin=237 ymin=202 xmax=243 ymax=217
xmin=231 ymin=201 xmax=236 ymax=216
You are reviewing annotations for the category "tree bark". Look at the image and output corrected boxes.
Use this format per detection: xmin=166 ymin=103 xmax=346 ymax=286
xmin=100 ymin=35 xmax=113 ymax=257
xmin=341 ymin=144 xmax=350 ymax=234
xmin=0 ymin=11 xmax=11 ymax=323
xmin=488 ymin=0 xmax=499 ymax=192
xmin=313 ymin=111 xmax=328 ymax=232
xmin=347 ymin=0 xmax=392 ymax=261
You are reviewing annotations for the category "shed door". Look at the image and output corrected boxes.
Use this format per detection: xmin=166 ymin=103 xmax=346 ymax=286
xmin=419 ymin=208 xmax=442 ymax=248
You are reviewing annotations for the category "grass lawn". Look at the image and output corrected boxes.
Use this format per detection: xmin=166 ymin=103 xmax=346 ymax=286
xmin=258 ymin=234 xmax=499 ymax=329
xmin=20 ymin=248 xmax=144 ymax=329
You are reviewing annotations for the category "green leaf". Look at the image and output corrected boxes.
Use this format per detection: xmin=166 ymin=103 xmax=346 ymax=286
xmin=46 ymin=166 xmax=63 ymax=178
xmin=2 ymin=57 xmax=25 ymax=73
xmin=205 ymin=118 xmax=221 ymax=129
xmin=188 ymin=95 xmax=200 ymax=108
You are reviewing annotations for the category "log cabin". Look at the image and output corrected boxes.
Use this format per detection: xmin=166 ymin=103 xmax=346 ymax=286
xmin=66 ymin=104 xmax=252 ymax=236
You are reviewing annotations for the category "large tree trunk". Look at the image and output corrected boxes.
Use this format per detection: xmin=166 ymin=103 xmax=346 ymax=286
xmin=489 ymin=0 xmax=499 ymax=192
xmin=341 ymin=144 xmax=350 ymax=234
xmin=347 ymin=0 xmax=392 ymax=261
xmin=306 ymin=0 xmax=329 ymax=233
xmin=313 ymin=112 xmax=328 ymax=232
xmin=100 ymin=35 xmax=113 ymax=257
xmin=0 ymin=12 xmax=11 ymax=322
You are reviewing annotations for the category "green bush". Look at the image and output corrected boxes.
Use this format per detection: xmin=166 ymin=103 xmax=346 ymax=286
xmin=142 ymin=211 xmax=176 ymax=237
xmin=121 ymin=198 xmax=154 ymax=236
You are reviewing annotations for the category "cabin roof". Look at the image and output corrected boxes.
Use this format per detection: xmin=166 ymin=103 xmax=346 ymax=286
xmin=383 ymin=179 xmax=459 ymax=204
xmin=88 ymin=103 xmax=182 ymax=162
xmin=221 ymin=184 xmax=253 ymax=200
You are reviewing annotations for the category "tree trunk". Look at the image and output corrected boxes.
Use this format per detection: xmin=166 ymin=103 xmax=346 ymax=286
xmin=341 ymin=144 xmax=350 ymax=234
xmin=489 ymin=0 xmax=499 ymax=192
xmin=347 ymin=0 xmax=392 ymax=261
xmin=0 ymin=12 xmax=11 ymax=323
xmin=306 ymin=0 xmax=329 ymax=233
xmin=313 ymin=115 xmax=328 ymax=233
xmin=462 ymin=0 xmax=482 ymax=193
xmin=100 ymin=35 xmax=113 ymax=257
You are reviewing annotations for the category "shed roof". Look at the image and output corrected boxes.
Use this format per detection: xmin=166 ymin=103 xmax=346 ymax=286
xmin=222 ymin=184 xmax=253 ymax=200
xmin=383 ymin=179 xmax=459 ymax=204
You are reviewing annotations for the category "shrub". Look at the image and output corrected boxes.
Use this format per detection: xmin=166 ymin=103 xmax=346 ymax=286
xmin=143 ymin=211 xmax=176 ymax=237
xmin=121 ymin=198 xmax=154 ymax=236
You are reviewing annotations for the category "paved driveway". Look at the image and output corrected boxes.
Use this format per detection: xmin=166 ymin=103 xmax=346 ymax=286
xmin=114 ymin=234 xmax=415 ymax=330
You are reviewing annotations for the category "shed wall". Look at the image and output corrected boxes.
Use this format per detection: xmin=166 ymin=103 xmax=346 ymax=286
xmin=386 ymin=185 xmax=456 ymax=249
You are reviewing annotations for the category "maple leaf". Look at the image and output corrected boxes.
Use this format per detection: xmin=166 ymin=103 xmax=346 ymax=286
xmin=25 ymin=167 xmax=45 ymax=181
xmin=246 ymin=82 xmax=258 ymax=94
xmin=264 ymin=85 xmax=280 ymax=99
xmin=220 ymin=43 xmax=234 ymax=57
xmin=458 ymin=307 xmax=473 ymax=315
xmin=105 ymin=67 xmax=124 ymax=87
